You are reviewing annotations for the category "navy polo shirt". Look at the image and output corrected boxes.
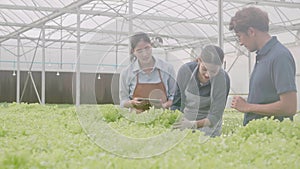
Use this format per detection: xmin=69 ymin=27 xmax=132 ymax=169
xmin=244 ymin=36 xmax=297 ymax=125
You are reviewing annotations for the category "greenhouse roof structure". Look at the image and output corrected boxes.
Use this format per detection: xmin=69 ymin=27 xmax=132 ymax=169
xmin=0 ymin=0 xmax=300 ymax=106
xmin=1 ymin=0 xmax=300 ymax=51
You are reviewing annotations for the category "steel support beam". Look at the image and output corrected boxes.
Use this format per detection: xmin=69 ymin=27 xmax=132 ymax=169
xmin=42 ymin=26 xmax=45 ymax=104
xmin=0 ymin=0 xmax=94 ymax=43
xmin=16 ymin=36 xmax=20 ymax=103
xmin=76 ymin=7 xmax=81 ymax=106
xmin=218 ymin=0 xmax=224 ymax=49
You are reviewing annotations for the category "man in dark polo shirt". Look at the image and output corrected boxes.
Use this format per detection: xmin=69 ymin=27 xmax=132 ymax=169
xmin=229 ymin=7 xmax=297 ymax=126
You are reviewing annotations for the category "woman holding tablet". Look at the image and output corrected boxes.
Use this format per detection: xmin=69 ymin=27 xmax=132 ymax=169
xmin=119 ymin=32 xmax=176 ymax=113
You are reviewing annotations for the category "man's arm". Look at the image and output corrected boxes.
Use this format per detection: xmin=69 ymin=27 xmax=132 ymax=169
xmin=231 ymin=91 xmax=297 ymax=116
xmin=206 ymin=70 xmax=229 ymax=127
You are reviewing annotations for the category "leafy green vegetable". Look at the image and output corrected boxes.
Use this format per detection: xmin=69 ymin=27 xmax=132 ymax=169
xmin=0 ymin=103 xmax=299 ymax=168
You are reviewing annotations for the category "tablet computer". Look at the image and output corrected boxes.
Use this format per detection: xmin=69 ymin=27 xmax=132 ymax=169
xmin=136 ymin=98 xmax=161 ymax=103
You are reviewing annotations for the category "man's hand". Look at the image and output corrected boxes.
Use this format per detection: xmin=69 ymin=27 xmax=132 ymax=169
xmin=231 ymin=96 xmax=249 ymax=112
xmin=172 ymin=118 xmax=197 ymax=130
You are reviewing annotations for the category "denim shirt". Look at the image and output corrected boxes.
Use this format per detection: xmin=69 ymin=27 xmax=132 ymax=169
xmin=119 ymin=56 xmax=176 ymax=107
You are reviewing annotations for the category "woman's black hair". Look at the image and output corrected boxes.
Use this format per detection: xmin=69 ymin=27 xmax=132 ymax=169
xmin=129 ymin=32 xmax=151 ymax=62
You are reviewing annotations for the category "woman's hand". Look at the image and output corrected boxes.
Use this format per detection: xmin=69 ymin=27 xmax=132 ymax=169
xmin=172 ymin=118 xmax=197 ymax=130
xmin=129 ymin=98 xmax=142 ymax=108
xmin=131 ymin=98 xmax=151 ymax=112
xmin=161 ymin=100 xmax=173 ymax=109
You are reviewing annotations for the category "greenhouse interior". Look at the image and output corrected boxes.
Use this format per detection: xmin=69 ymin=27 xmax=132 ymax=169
xmin=0 ymin=0 xmax=300 ymax=168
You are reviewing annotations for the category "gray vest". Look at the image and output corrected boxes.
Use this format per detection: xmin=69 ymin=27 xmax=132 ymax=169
xmin=183 ymin=66 xmax=222 ymax=137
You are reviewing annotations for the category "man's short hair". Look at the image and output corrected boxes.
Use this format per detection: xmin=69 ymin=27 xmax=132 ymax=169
xmin=229 ymin=7 xmax=269 ymax=33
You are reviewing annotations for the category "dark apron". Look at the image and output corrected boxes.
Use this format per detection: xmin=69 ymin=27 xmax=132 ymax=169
xmin=132 ymin=69 xmax=167 ymax=111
